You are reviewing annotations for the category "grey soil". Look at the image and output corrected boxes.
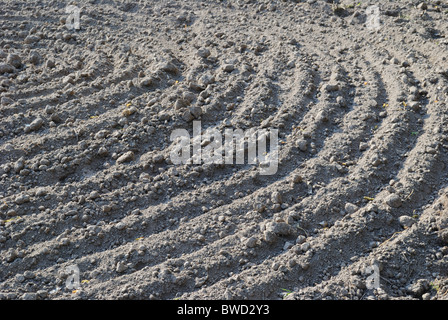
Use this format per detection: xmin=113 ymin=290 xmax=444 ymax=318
xmin=1 ymin=0 xmax=448 ymax=300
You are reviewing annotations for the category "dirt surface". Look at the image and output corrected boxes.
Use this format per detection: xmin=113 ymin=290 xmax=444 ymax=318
xmin=1 ymin=0 xmax=448 ymax=300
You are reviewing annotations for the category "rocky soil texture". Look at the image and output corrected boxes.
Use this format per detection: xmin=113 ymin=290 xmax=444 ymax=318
xmin=1 ymin=0 xmax=448 ymax=300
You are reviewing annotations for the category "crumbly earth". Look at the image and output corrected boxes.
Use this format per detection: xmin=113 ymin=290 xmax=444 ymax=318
xmin=1 ymin=0 xmax=448 ymax=300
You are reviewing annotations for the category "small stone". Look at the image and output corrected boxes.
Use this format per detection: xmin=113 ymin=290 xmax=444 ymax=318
xmin=292 ymin=174 xmax=302 ymax=183
xmin=1 ymin=97 xmax=14 ymax=105
xmin=417 ymin=2 xmax=428 ymax=10
xmin=222 ymin=64 xmax=235 ymax=72
xmin=115 ymin=222 xmax=126 ymax=230
xmin=287 ymin=258 xmax=297 ymax=267
xmin=296 ymin=139 xmax=307 ymax=152
xmin=45 ymin=59 xmax=55 ymax=69
xmin=6 ymin=53 xmax=22 ymax=68
xmin=24 ymin=35 xmax=40 ymax=44
xmin=14 ymin=158 xmax=25 ymax=173
xmin=59 ymin=237 xmax=70 ymax=246
xmin=245 ymin=236 xmax=258 ymax=248
xmin=300 ymin=242 xmax=310 ymax=252
xmin=6 ymin=249 xmax=18 ymax=262
xmin=323 ymin=83 xmax=339 ymax=92
xmin=116 ymin=261 xmax=127 ymax=273
xmin=345 ymin=202 xmax=359 ymax=214
xmin=399 ymin=215 xmax=416 ymax=229
xmin=286 ymin=60 xmax=295 ymax=68
xmin=140 ymin=77 xmax=153 ymax=87
xmin=45 ymin=105 xmax=56 ymax=114
xmin=263 ymin=230 xmax=277 ymax=243
xmin=266 ymin=221 xmax=293 ymax=236
xmin=116 ymin=151 xmax=135 ymax=164
xmin=406 ymin=279 xmax=429 ymax=297
xmin=28 ymin=51 xmax=41 ymax=65
xmin=385 ymin=194 xmax=402 ymax=208
xmin=21 ymin=293 xmax=37 ymax=300
xmin=390 ymin=57 xmax=399 ymax=65
xmin=122 ymin=106 xmax=137 ymax=117
xmin=26 ymin=117 xmax=44 ymax=132
xmin=336 ymin=96 xmax=347 ymax=107
xmin=359 ymin=142 xmax=369 ymax=151
xmin=422 ymin=293 xmax=431 ymax=300
xmin=296 ymin=235 xmax=306 ymax=244
xmin=15 ymin=194 xmax=30 ymax=205
xmin=271 ymin=191 xmax=282 ymax=204
xmin=182 ymin=109 xmax=194 ymax=122
xmin=300 ymin=261 xmax=310 ymax=270
xmin=98 ymin=147 xmax=108 ymax=156
xmin=37 ymin=290 xmax=48 ymax=299
xmin=283 ymin=241 xmax=294 ymax=251
xmin=189 ymin=106 xmax=202 ymax=118
xmin=89 ymin=190 xmax=100 ymax=200
xmin=0 ymin=63 xmax=14 ymax=74
xmin=197 ymin=48 xmax=211 ymax=58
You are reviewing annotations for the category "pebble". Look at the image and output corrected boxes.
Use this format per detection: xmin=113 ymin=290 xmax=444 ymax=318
xmin=271 ymin=192 xmax=282 ymax=204
xmin=406 ymin=279 xmax=429 ymax=297
xmin=283 ymin=241 xmax=294 ymax=251
xmin=14 ymin=158 xmax=25 ymax=173
xmin=15 ymin=194 xmax=30 ymax=205
xmin=139 ymin=77 xmax=153 ymax=87
xmin=245 ymin=236 xmax=258 ymax=248
xmin=359 ymin=142 xmax=369 ymax=151
xmin=197 ymin=48 xmax=211 ymax=58
xmin=182 ymin=109 xmax=194 ymax=122
xmin=345 ymin=202 xmax=359 ymax=214
xmin=24 ymin=35 xmax=40 ymax=44
xmin=263 ymin=230 xmax=277 ymax=243
xmin=287 ymin=258 xmax=297 ymax=268
xmin=23 ymin=270 xmax=35 ymax=279
xmin=296 ymin=235 xmax=306 ymax=244
xmin=300 ymin=261 xmax=310 ymax=270
xmin=28 ymin=51 xmax=41 ymax=65
xmin=25 ymin=117 xmax=44 ymax=133
xmin=390 ymin=57 xmax=399 ymax=65
xmin=116 ymin=261 xmax=127 ymax=273
xmin=265 ymin=221 xmax=293 ymax=236
xmin=0 ymin=63 xmax=14 ymax=74
xmin=115 ymin=222 xmax=126 ymax=230
xmin=45 ymin=59 xmax=55 ymax=69
xmin=296 ymin=139 xmax=307 ymax=152
xmin=398 ymin=215 xmax=416 ymax=228
xmin=122 ymin=106 xmax=137 ymax=117
xmin=1 ymin=97 xmax=14 ymax=105
xmin=417 ymin=2 xmax=428 ymax=10
xmin=323 ymin=83 xmax=339 ymax=92
xmin=336 ymin=96 xmax=347 ymax=107
xmin=385 ymin=194 xmax=402 ymax=208
xmin=300 ymin=242 xmax=310 ymax=252
xmin=116 ymin=151 xmax=135 ymax=164
xmin=190 ymin=106 xmax=202 ymax=118
xmin=6 ymin=53 xmax=22 ymax=68
xmin=292 ymin=174 xmax=302 ymax=183
xmin=21 ymin=293 xmax=37 ymax=300
xmin=222 ymin=64 xmax=235 ymax=73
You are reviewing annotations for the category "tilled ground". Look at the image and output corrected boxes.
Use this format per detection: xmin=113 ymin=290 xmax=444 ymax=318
xmin=1 ymin=0 xmax=448 ymax=300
